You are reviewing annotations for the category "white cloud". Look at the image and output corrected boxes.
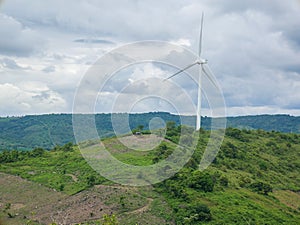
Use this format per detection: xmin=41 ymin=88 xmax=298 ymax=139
xmin=0 ymin=57 xmax=31 ymax=70
xmin=95 ymin=63 xmax=197 ymax=114
xmin=0 ymin=83 xmax=67 ymax=116
xmin=0 ymin=0 xmax=300 ymax=116
xmin=0 ymin=13 xmax=45 ymax=56
xmin=42 ymin=65 xmax=56 ymax=73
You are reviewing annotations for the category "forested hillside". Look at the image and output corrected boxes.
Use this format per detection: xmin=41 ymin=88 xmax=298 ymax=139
xmin=0 ymin=127 xmax=299 ymax=224
xmin=0 ymin=113 xmax=299 ymax=150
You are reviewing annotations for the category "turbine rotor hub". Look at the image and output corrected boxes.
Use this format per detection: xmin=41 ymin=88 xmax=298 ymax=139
xmin=196 ymin=59 xmax=208 ymax=64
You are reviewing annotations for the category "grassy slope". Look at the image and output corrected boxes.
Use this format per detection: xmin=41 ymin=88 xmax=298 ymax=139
xmin=0 ymin=129 xmax=299 ymax=224
xmin=156 ymin=128 xmax=300 ymax=224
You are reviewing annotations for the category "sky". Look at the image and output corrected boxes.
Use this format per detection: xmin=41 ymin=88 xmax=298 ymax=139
xmin=0 ymin=0 xmax=300 ymax=117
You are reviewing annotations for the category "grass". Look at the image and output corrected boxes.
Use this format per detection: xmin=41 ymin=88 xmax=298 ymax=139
xmin=204 ymin=189 xmax=300 ymax=224
xmin=0 ymin=148 xmax=104 ymax=195
xmin=0 ymin=129 xmax=299 ymax=224
xmin=273 ymin=190 xmax=300 ymax=211
xmin=102 ymin=136 xmax=176 ymax=166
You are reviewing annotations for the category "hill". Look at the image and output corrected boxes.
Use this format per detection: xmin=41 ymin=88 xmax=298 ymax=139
xmin=0 ymin=127 xmax=299 ymax=224
xmin=226 ymin=114 xmax=300 ymax=133
xmin=0 ymin=113 xmax=299 ymax=150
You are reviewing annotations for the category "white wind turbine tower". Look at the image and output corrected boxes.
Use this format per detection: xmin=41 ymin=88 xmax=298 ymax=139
xmin=165 ymin=13 xmax=217 ymax=130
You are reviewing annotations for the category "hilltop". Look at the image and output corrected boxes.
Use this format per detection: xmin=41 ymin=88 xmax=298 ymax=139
xmin=0 ymin=112 xmax=299 ymax=150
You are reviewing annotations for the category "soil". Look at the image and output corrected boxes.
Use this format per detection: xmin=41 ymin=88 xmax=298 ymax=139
xmin=0 ymin=173 xmax=162 ymax=225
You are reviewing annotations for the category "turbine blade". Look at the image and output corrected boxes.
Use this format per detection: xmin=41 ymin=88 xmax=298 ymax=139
xmin=164 ymin=62 xmax=198 ymax=81
xmin=198 ymin=12 xmax=204 ymax=57
xmin=202 ymin=64 xmax=218 ymax=88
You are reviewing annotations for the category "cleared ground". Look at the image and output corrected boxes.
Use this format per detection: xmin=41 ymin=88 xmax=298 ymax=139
xmin=0 ymin=172 xmax=173 ymax=225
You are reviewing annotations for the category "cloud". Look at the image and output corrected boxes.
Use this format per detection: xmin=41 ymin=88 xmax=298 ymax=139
xmin=0 ymin=82 xmax=67 ymax=115
xmin=0 ymin=0 xmax=300 ymax=116
xmin=74 ymin=39 xmax=114 ymax=45
xmin=95 ymin=63 xmax=198 ymax=114
xmin=0 ymin=57 xmax=31 ymax=70
xmin=0 ymin=13 xmax=45 ymax=56
xmin=42 ymin=65 xmax=56 ymax=73
xmin=1 ymin=0 xmax=201 ymax=40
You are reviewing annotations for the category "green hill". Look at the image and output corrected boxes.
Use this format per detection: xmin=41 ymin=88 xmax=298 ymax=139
xmin=0 ymin=113 xmax=299 ymax=150
xmin=0 ymin=127 xmax=299 ymax=224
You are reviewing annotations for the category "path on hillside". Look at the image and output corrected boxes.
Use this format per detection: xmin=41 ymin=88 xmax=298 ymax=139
xmin=65 ymin=173 xmax=78 ymax=182
xmin=126 ymin=198 xmax=153 ymax=214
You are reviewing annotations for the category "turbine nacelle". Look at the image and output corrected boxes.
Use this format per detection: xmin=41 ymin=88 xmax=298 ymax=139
xmin=196 ymin=59 xmax=208 ymax=65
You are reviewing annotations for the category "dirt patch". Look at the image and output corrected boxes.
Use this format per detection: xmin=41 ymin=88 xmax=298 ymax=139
xmin=117 ymin=135 xmax=164 ymax=151
xmin=11 ymin=203 xmax=25 ymax=210
xmin=39 ymin=189 xmax=113 ymax=224
xmin=0 ymin=173 xmax=169 ymax=225
xmin=0 ymin=172 xmax=67 ymax=225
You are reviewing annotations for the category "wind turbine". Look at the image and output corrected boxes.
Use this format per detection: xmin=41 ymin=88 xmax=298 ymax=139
xmin=164 ymin=12 xmax=217 ymax=130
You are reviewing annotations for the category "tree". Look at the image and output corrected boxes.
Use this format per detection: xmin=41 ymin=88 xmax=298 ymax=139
xmin=31 ymin=147 xmax=45 ymax=157
xmin=222 ymin=141 xmax=238 ymax=158
xmin=249 ymin=181 xmax=272 ymax=195
xmin=166 ymin=121 xmax=176 ymax=130
xmin=132 ymin=124 xmax=145 ymax=134
xmin=181 ymin=203 xmax=212 ymax=224
xmin=87 ymin=175 xmax=96 ymax=187
xmin=58 ymin=184 xmax=65 ymax=191
xmin=166 ymin=121 xmax=179 ymax=142
xmin=219 ymin=176 xmax=229 ymax=187
xmin=191 ymin=203 xmax=212 ymax=221
xmin=137 ymin=125 xmax=144 ymax=131
xmin=189 ymin=171 xmax=215 ymax=192
xmin=61 ymin=142 xmax=73 ymax=152
xmin=226 ymin=128 xmax=248 ymax=141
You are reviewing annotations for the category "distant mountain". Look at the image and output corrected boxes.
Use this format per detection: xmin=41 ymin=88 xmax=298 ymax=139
xmin=0 ymin=113 xmax=299 ymax=150
xmin=226 ymin=114 xmax=300 ymax=133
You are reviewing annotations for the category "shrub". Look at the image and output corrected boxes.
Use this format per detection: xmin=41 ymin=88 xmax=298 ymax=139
xmin=219 ymin=176 xmax=229 ymax=187
xmin=102 ymin=214 xmax=118 ymax=225
xmin=179 ymin=203 xmax=212 ymax=224
xmin=61 ymin=142 xmax=74 ymax=152
xmin=189 ymin=171 xmax=215 ymax=192
xmin=87 ymin=175 xmax=96 ymax=187
xmin=31 ymin=148 xmax=45 ymax=157
xmin=249 ymin=181 xmax=272 ymax=195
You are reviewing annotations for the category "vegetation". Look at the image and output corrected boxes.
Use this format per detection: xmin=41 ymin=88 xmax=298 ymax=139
xmin=0 ymin=113 xmax=299 ymax=150
xmin=48 ymin=214 xmax=118 ymax=225
xmin=0 ymin=124 xmax=299 ymax=224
